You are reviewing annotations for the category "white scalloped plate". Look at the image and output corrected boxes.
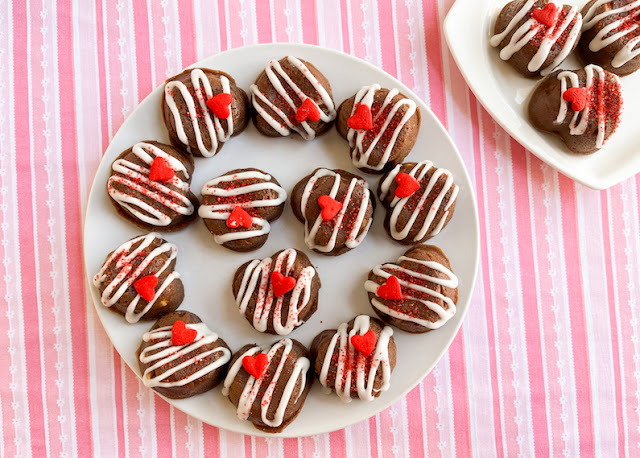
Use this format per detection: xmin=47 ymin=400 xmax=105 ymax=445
xmin=83 ymin=43 xmax=480 ymax=437
xmin=444 ymin=0 xmax=640 ymax=190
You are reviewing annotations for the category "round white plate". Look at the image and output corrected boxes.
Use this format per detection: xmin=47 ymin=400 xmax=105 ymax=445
xmin=83 ymin=43 xmax=480 ymax=437
xmin=444 ymin=0 xmax=640 ymax=190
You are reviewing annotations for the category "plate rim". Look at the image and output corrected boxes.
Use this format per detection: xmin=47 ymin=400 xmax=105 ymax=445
xmin=83 ymin=42 xmax=481 ymax=438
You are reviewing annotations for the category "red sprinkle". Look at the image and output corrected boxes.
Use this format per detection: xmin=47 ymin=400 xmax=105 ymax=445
xmin=270 ymin=271 xmax=296 ymax=297
xmin=206 ymin=92 xmax=233 ymax=119
xmin=395 ymin=173 xmax=421 ymax=198
xmin=318 ymin=195 xmax=343 ymax=221
xmin=171 ymin=320 xmax=197 ymax=346
xmin=295 ymin=98 xmax=321 ymax=123
xmin=531 ymin=3 xmax=558 ymax=28
xmin=377 ymin=275 xmax=403 ymax=301
xmin=133 ymin=275 xmax=158 ymax=301
xmin=351 ymin=330 xmax=377 ymax=356
xmin=243 ymin=353 xmax=269 ymax=379
xmin=348 ymin=104 xmax=373 ymax=130
xmin=148 ymin=157 xmax=175 ymax=182
xmin=563 ymin=87 xmax=587 ymax=112
xmin=226 ymin=207 xmax=253 ymax=228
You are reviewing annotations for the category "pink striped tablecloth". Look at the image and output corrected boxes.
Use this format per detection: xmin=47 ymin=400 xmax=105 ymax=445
xmin=2 ymin=0 xmax=635 ymax=456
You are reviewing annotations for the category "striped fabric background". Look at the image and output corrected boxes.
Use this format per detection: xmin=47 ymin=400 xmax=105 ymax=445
xmin=1 ymin=0 xmax=636 ymax=456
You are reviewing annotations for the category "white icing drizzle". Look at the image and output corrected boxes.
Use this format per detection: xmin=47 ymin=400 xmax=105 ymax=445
xmin=164 ymin=68 xmax=234 ymax=157
xmin=108 ymin=142 xmax=194 ymax=227
xmin=555 ymin=64 xmax=622 ymax=149
xmin=318 ymin=315 xmax=394 ymax=403
xmin=249 ymin=56 xmax=336 ymax=140
xmin=222 ymin=339 xmax=310 ymax=428
xmin=139 ymin=322 xmax=231 ymax=388
xmin=583 ymin=0 xmax=640 ymax=69
xmin=236 ymin=249 xmax=316 ymax=335
xmin=490 ymin=0 xmax=583 ymax=76
xmin=198 ymin=170 xmax=287 ymax=245
xmin=365 ymin=254 xmax=459 ymax=330
xmin=93 ymin=233 xmax=180 ymax=324
xmin=299 ymin=169 xmax=373 ymax=253
xmin=379 ymin=161 xmax=459 ymax=242
xmin=346 ymin=84 xmax=417 ymax=171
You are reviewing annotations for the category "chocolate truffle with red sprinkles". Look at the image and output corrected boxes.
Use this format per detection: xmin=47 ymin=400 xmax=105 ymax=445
xmin=222 ymin=338 xmax=312 ymax=433
xmin=107 ymin=141 xmax=199 ymax=232
xmin=291 ymin=168 xmax=375 ymax=256
xmin=490 ymin=0 xmax=583 ymax=78
xmin=365 ymin=245 xmax=459 ymax=333
xmin=311 ymin=315 xmax=396 ymax=402
xmin=163 ymin=68 xmax=249 ymax=157
xmin=137 ymin=310 xmax=231 ymax=399
xmin=232 ymin=248 xmax=320 ymax=335
xmin=336 ymin=85 xmax=420 ymax=174
xmin=198 ymin=168 xmax=287 ymax=252
xmin=528 ymin=64 xmax=623 ymax=154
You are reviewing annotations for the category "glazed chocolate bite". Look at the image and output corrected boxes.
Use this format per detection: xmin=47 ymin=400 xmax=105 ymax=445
xmin=291 ymin=168 xmax=375 ymax=256
xmin=336 ymin=85 xmax=420 ymax=174
xmin=222 ymin=338 xmax=313 ymax=433
xmin=93 ymin=233 xmax=184 ymax=323
xmin=490 ymin=0 xmax=583 ymax=77
xmin=578 ymin=0 xmax=640 ymax=76
xmin=528 ymin=64 xmax=623 ymax=154
xmin=232 ymin=248 xmax=320 ymax=335
xmin=311 ymin=315 xmax=396 ymax=402
xmin=107 ymin=141 xmax=198 ymax=232
xmin=198 ymin=168 xmax=287 ymax=252
xmin=250 ymin=56 xmax=336 ymax=140
xmin=366 ymin=245 xmax=459 ymax=333
xmin=163 ymin=68 xmax=249 ymax=157
xmin=137 ymin=311 xmax=231 ymax=399
xmin=378 ymin=160 xmax=458 ymax=245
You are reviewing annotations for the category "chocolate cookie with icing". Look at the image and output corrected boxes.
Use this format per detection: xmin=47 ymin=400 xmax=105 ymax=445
xmin=107 ymin=141 xmax=199 ymax=232
xmin=578 ymin=0 xmax=640 ymax=76
xmin=93 ymin=233 xmax=184 ymax=323
xmin=162 ymin=68 xmax=249 ymax=157
xmin=222 ymin=338 xmax=312 ymax=433
xmin=232 ymin=248 xmax=321 ymax=335
xmin=528 ymin=64 xmax=623 ymax=154
xmin=250 ymin=56 xmax=336 ymax=140
xmin=366 ymin=245 xmax=459 ymax=333
xmin=198 ymin=168 xmax=287 ymax=252
xmin=336 ymin=85 xmax=420 ymax=174
xmin=311 ymin=315 xmax=396 ymax=403
xmin=490 ymin=0 xmax=583 ymax=77
xmin=378 ymin=160 xmax=458 ymax=245
xmin=291 ymin=168 xmax=375 ymax=256
xmin=137 ymin=310 xmax=231 ymax=399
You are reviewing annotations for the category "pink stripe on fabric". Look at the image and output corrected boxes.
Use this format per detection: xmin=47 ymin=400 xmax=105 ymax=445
xmin=405 ymin=386 xmax=425 ymax=457
xmin=301 ymin=0 xmax=318 ymax=44
xmin=132 ymin=1 xmax=153 ymax=99
xmin=377 ymin=0 xmax=397 ymax=77
xmin=283 ymin=438 xmax=299 ymax=457
xmin=329 ymin=428 xmax=346 ymax=456
xmin=172 ymin=409 xmax=189 ymax=458
xmin=155 ymin=394 xmax=173 ymax=458
xmin=421 ymin=374 xmax=442 ymax=458
xmin=95 ymin=0 xmax=110 ymax=150
xmin=255 ymin=0 xmax=272 ymax=43
xmin=224 ymin=0 xmax=245 ymax=48
xmin=559 ymin=177 xmax=594 ymax=455
xmin=202 ymin=423 xmax=220 ymax=457
xmin=124 ymin=373 xmax=143 ymax=455
xmin=255 ymin=436 xmax=269 ymax=457
xmin=178 ymin=0 xmax=196 ymax=68
xmin=510 ymin=139 xmax=549 ymax=455
xmin=216 ymin=0 xmax=229 ymax=51
xmin=339 ymin=0 xmax=351 ymax=54
xmin=377 ymin=405 xmax=396 ymax=457
xmin=243 ymin=433 xmax=252 ymax=456
xmin=13 ymin=1 xmax=46 ymax=456
xmin=368 ymin=416 xmax=379 ymax=457
xmin=448 ymin=336 xmax=471 ymax=456
xmin=421 ymin=1 xmax=446 ymax=123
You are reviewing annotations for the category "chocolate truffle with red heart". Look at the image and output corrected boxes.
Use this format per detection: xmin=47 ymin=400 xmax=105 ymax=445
xmin=490 ymin=0 xmax=583 ymax=78
xmin=291 ymin=168 xmax=375 ymax=256
xmin=528 ymin=64 xmax=623 ymax=154
xmin=335 ymin=84 xmax=421 ymax=174
xmin=163 ymin=68 xmax=249 ymax=157
xmin=107 ymin=141 xmax=199 ymax=232
xmin=198 ymin=168 xmax=287 ymax=252
xmin=232 ymin=248 xmax=320 ymax=335
xmin=93 ymin=233 xmax=185 ymax=323
xmin=311 ymin=315 xmax=396 ymax=402
xmin=366 ymin=245 xmax=458 ymax=333
xmin=137 ymin=310 xmax=231 ymax=399
xmin=249 ymin=56 xmax=336 ymax=140
xmin=377 ymin=160 xmax=459 ymax=245
xmin=221 ymin=338 xmax=312 ymax=433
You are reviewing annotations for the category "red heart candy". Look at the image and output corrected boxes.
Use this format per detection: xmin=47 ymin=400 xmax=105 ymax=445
xmin=351 ymin=330 xmax=377 ymax=357
xmin=171 ymin=320 xmax=198 ymax=346
xmin=226 ymin=207 xmax=253 ymax=229
xmin=148 ymin=157 xmax=175 ymax=182
xmin=295 ymin=98 xmax=321 ymax=123
xmin=531 ymin=3 xmax=558 ymax=28
xmin=347 ymin=104 xmax=373 ymax=130
xmin=563 ymin=87 xmax=587 ymax=112
xmin=377 ymin=275 xmax=403 ymax=301
xmin=318 ymin=195 xmax=343 ymax=221
xmin=206 ymin=92 xmax=233 ymax=119
xmin=270 ymin=271 xmax=296 ymax=297
xmin=395 ymin=173 xmax=421 ymax=198
xmin=243 ymin=353 xmax=269 ymax=379
xmin=133 ymin=275 xmax=158 ymax=301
